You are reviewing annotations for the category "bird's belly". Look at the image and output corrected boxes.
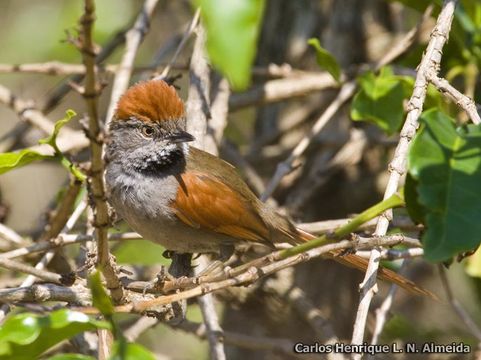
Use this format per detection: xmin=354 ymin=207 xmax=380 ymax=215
xmin=124 ymin=210 xmax=234 ymax=253
xmin=110 ymin=192 xmax=233 ymax=254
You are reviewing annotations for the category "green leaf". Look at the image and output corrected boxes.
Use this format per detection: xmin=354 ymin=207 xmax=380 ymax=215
xmin=39 ymin=110 xmax=86 ymax=181
xmin=39 ymin=109 xmax=76 ymax=151
xmin=109 ymin=342 xmax=156 ymax=360
xmin=404 ymin=173 xmax=426 ymax=224
xmin=351 ymin=68 xmax=405 ymax=135
xmin=408 ymin=109 xmax=481 ymax=262
xmin=88 ymin=271 xmax=114 ymax=317
xmin=0 ymin=149 xmax=52 ymax=175
xmin=0 ymin=310 xmax=109 ymax=360
xmin=308 ymin=38 xmax=341 ymax=82
xmin=195 ymin=0 xmax=265 ymax=90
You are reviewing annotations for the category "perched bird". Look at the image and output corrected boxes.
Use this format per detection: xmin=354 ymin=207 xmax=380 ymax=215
xmin=104 ymin=80 xmax=431 ymax=297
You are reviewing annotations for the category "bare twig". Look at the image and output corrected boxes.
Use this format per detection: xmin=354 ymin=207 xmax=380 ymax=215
xmin=427 ymin=72 xmax=481 ymax=124
xmin=80 ymin=0 xmax=123 ymax=302
xmin=105 ymin=0 xmax=160 ymax=124
xmin=196 ymin=259 xmax=226 ymax=360
xmin=229 ymin=72 xmax=337 ymax=111
xmin=0 ymin=258 xmax=62 ymax=284
xmin=124 ymin=317 xmax=158 ymax=341
xmin=186 ymin=26 xmax=210 ymax=151
xmin=1 ymin=196 xmax=89 ymax=321
xmin=0 ymin=84 xmax=62 ymax=135
xmin=369 ymin=262 xmax=408 ymax=349
xmin=0 ymin=232 xmax=140 ymax=261
xmin=39 ymin=179 xmax=82 ymax=242
xmin=298 ymin=216 xmax=419 ymax=234
xmin=154 ymin=8 xmax=200 ymax=80
xmin=439 ymin=266 xmax=481 ymax=342
xmin=0 ymin=284 xmax=91 ymax=305
xmin=74 ymin=234 xmax=432 ymax=315
xmin=355 ymin=248 xmax=424 ymax=260
xmin=0 ymin=223 xmax=24 ymax=245
xmin=185 ymin=24 xmax=226 ymax=360
xmin=42 ymin=28 xmax=128 ymax=113
xmin=351 ymin=1 xmax=458 ymax=353
xmin=260 ymin=81 xmax=357 ymax=201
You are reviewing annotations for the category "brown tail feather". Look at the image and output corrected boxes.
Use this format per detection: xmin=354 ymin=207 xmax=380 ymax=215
xmin=296 ymin=228 xmax=438 ymax=300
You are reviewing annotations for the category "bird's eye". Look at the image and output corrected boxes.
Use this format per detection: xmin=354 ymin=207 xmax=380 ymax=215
xmin=141 ymin=125 xmax=155 ymax=138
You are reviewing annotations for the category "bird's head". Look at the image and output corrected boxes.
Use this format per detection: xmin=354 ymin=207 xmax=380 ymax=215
xmin=107 ymin=80 xmax=194 ymax=175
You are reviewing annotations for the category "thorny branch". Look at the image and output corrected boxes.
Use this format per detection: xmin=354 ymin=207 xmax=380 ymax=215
xmin=79 ymin=0 xmax=123 ymax=302
xmin=351 ymin=0 xmax=458 ymax=353
xmin=0 ymin=234 xmax=424 ymax=311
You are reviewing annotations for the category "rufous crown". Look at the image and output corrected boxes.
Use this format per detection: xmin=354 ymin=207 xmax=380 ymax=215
xmin=114 ymin=80 xmax=184 ymax=123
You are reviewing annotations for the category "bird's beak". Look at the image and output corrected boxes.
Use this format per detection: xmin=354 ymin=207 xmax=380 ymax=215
xmin=168 ymin=131 xmax=195 ymax=144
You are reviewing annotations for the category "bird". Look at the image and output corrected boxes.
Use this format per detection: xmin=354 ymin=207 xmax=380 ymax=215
xmin=104 ymin=79 xmax=432 ymax=298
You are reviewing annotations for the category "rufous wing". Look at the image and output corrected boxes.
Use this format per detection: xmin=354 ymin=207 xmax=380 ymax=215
xmin=172 ymin=171 xmax=271 ymax=243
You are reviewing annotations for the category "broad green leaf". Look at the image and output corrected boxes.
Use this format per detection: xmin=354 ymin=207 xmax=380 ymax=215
xmin=114 ymin=239 xmax=168 ymax=266
xmin=408 ymin=109 xmax=481 ymax=262
xmin=195 ymin=0 xmax=265 ymax=90
xmin=404 ymin=173 xmax=426 ymax=225
xmin=0 ymin=149 xmax=51 ymax=175
xmin=110 ymin=342 xmax=156 ymax=360
xmin=88 ymin=271 xmax=114 ymax=317
xmin=308 ymin=38 xmax=341 ymax=82
xmin=351 ymin=68 xmax=405 ymax=135
xmin=0 ymin=310 xmax=109 ymax=360
xmin=47 ymin=354 xmax=95 ymax=360
xmin=466 ymin=246 xmax=481 ymax=278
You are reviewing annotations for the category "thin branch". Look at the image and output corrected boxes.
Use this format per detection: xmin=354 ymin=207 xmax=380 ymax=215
xmin=298 ymin=216 xmax=419 ymax=234
xmin=0 ymin=84 xmax=61 ymax=135
xmin=154 ymin=8 xmax=200 ymax=80
xmin=355 ymin=248 xmax=424 ymax=260
xmin=351 ymin=1 xmax=458 ymax=353
xmin=0 ymin=232 xmax=140 ymax=261
xmin=260 ymin=81 xmax=357 ymax=201
xmin=0 ymin=223 xmax=24 ymax=245
xmin=0 ymin=258 xmax=62 ymax=284
xmin=80 ymin=0 xmax=123 ymax=302
xmin=427 ymin=72 xmax=481 ymax=124
xmin=439 ymin=266 xmax=481 ymax=342
xmin=0 ymin=284 xmax=91 ymax=305
xmin=42 ymin=27 xmax=128 ymax=113
xmin=185 ymin=24 xmax=226 ymax=360
xmin=196 ymin=258 xmax=226 ymax=360
xmin=229 ymin=72 xmax=337 ymax=111
xmin=76 ymin=234 xmax=432 ymax=315
xmin=39 ymin=179 xmax=82 ymax=242
xmin=0 ymin=191 xmax=89 ymax=322
xmin=105 ymin=0 xmax=160 ymax=125
xmin=369 ymin=262 xmax=408 ymax=348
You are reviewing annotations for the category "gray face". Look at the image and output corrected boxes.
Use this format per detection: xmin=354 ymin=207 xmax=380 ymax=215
xmin=105 ymin=117 xmax=193 ymax=177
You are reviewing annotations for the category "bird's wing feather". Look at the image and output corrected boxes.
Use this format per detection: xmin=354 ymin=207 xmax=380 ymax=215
xmin=172 ymin=170 xmax=270 ymax=243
